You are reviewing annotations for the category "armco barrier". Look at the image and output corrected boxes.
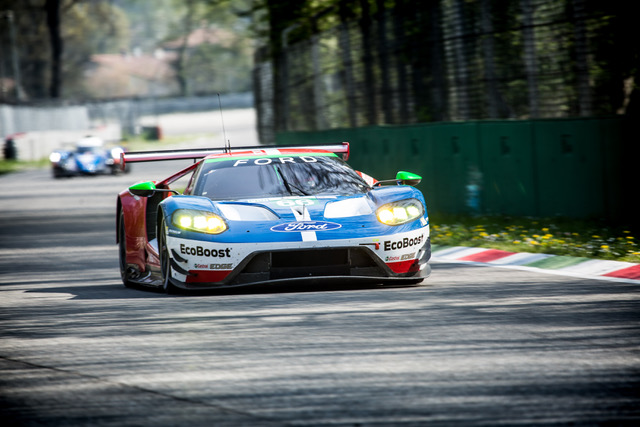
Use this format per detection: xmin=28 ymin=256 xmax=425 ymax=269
xmin=276 ymin=117 xmax=633 ymax=223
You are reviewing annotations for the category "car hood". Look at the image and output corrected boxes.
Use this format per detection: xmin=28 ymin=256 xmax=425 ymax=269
xmin=160 ymin=186 xmax=428 ymax=243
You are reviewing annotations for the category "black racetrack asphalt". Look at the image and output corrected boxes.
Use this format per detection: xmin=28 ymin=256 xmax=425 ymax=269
xmin=1 ymin=160 xmax=639 ymax=426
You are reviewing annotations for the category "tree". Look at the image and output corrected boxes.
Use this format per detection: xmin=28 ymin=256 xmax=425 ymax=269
xmin=62 ymin=1 xmax=130 ymax=98
xmin=45 ymin=0 xmax=62 ymax=98
xmin=0 ymin=0 xmax=130 ymax=101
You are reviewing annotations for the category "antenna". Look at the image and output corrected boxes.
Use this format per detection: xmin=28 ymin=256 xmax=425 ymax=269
xmin=217 ymin=93 xmax=230 ymax=153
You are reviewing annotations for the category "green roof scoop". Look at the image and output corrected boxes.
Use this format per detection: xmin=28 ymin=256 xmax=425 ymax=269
xmin=396 ymin=171 xmax=422 ymax=186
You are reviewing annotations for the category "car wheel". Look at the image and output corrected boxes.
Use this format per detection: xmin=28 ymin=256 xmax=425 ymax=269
xmin=159 ymin=215 xmax=180 ymax=294
xmin=118 ymin=212 xmax=135 ymax=288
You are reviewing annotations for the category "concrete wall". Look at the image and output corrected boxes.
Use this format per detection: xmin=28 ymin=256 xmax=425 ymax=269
xmin=4 ymin=124 xmax=122 ymax=161
xmin=1 ymin=93 xmax=254 ymax=161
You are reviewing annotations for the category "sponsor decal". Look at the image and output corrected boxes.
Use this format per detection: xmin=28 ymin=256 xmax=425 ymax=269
xmin=233 ymin=156 xmax=319 ymax=167
xmin=386 ymin=253 xmax=415 ymax=262
xmin=271 ymin=221 xmax=342 ymax=233
xmin=180 ymin=244 xmax=231 ymax=258
xmin=383 ymin=234 xmax=424 ymax=251
xmin=193 ymin=263 xmax=233 ymax=270
xmin=276 ymin=198 xmax=316 ymax=207
xmin=401 ymin=252 xmax=416 ymax=260
xmin=245 ymin=195 xmax=336 ymax=203
xmin=168 ymin=229 xmax=182 ymax=235
xmin=211 ymin=263 xmax=233 ymax=270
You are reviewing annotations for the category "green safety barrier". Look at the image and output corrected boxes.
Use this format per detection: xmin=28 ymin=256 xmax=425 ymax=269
xmin=276 ymin=117 xmax=633 ymax=223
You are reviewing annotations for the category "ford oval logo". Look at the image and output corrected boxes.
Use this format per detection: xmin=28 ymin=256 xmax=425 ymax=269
xmin=271 ymin=221 xmax=342 ymax=232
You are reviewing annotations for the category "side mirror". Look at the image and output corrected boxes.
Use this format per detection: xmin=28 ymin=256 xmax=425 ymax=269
xmin=129 ymin=181 xmax=157 ymax=197
xmin=396 ymin=171 xmax=422 ymax=186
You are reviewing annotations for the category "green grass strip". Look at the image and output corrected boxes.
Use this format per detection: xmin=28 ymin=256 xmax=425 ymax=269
xmin=525 ymin=255 xmax=591 ymax=269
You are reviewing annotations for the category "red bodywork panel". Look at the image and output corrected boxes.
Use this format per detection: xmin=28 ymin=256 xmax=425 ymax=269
xmin=117 ymin=161 xmax=201 ymax=274
xmin=118 ymin=189 xmax=151 ymax=273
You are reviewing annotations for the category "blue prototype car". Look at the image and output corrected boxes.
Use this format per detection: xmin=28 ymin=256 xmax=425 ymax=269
xmin=50 ymin=136 xmax=126 ymax=178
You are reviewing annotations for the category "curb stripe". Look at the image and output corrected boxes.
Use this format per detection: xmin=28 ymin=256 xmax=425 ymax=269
xmin=604 ymin=264 xmax=640 ymax=280
xmin=524 ymin=255 xmax=590 ymax=270
xmin=488 ymin=252 xmax=552 ymax=265
xmin=432 ymin=247 xmax=489 ymax=260
xmin=430 ymin=245 xmax=639 ymax=283
xmin=459 ymin=249 xmax=515 ymax=263
xmin=557 ymin=259 xmax=637 ymax=276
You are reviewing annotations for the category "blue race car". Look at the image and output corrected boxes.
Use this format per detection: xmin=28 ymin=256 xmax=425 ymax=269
xmin=116 ymin=143 xmax=431 ymax=292
xmin=50 ymin=136 xmax=126 ymax=178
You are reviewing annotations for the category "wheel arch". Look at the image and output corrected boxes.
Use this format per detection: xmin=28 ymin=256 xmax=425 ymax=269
xmin=116 ymin=197 xmax=123 ymax=244
xmin=156 ymin=205 xmax=167 ymax=242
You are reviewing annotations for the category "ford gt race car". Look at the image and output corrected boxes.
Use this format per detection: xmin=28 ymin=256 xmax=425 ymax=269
xmin=116 ymin=143 xmax=431 ymax=292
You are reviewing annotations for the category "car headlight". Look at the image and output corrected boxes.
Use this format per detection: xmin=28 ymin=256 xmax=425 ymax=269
xmin=110 ymin=147 xmax=124 ymax=161
xmin=171 ymin=209 xmax=227 ymax=234
xmin=376 ymin=199 xmax=424 ymax=226
xmin=49 ymin=152 xmax=62 ymax=163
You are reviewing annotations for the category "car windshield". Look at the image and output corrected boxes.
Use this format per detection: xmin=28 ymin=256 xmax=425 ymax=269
xmin=193 ymin=154 xmax=370 ymax=201
xmin=76 ymin=146 xmax=100 ymax=154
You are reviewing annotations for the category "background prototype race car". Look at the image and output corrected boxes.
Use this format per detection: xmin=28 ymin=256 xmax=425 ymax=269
xmin=49 ymin=136 xmax=128 ymax=178
xmin=116 ymin=143 xmax=431 ymax=293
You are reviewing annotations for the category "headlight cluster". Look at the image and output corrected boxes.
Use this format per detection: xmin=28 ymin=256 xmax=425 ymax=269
xmin=110 ymin=147 xmax=124 ymax=159
xmin=172 ymin=209 xmax=227 ymax=234
xmin=376 ymin=199 xmax=424 ymax=226
xmin=49 ymin=152 xmax=62 ymax=163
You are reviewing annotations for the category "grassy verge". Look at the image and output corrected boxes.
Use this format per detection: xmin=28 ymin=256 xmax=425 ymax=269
xmin=0 ymin=158 xmax=49 ymax=175
xmin=430 ymin=214 xmax=640 ymax=263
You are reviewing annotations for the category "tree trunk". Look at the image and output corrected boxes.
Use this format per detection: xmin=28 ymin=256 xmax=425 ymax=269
xmin=571 ymin=0 xmax=592 ymax=116
xmin=175 ymin=0 xmax=197 ymax=97
xmin=359 ymin=0 xmax=377 ymax=126
xmin=392 ymin=0 xmax=410 ymax=122
xmin=45 ymin=0 xmax=62 ymax=99
xmin=452 ymin=0 xmax=470 ymax=120
xmin=338 ymin=0 xmax=357 ymax=128
xmin=376 ymin=0 xmax=393 ymax=124
xmin=521 ymin=0 xmax=539 ymax=117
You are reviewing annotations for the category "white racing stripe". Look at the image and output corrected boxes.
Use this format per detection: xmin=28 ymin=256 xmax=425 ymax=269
xmin=291 ymin=205 xmax=317 ymax=242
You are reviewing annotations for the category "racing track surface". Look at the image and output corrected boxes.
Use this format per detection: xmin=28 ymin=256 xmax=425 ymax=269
xmin=1 ymin=160 xmax=640 ymax=425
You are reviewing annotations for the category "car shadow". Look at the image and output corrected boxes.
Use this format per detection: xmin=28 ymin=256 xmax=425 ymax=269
xmin=24 ymin=279 xmax=426 ymax=300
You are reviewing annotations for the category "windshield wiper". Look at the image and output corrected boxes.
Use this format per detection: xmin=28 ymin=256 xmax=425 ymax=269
xmin=274 ymin=165 xmax=309 ymax=196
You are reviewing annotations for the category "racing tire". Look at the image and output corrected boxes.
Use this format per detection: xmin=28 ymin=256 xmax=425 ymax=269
xmin=159 ymin=215 xmax=180 ymax=294
xmin=118 ymin=212 xmax=135 ymax=288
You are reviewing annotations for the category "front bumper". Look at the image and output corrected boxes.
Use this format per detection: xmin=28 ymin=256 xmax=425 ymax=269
xmin=166 ymin=228 xmax=431 ymax=290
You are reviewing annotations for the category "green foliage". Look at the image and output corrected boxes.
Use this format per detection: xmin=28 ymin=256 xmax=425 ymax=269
xmin=1 ymin=0 xmax=255 ymax=101
xmin=431 ymin=214 xmax=640 ymax=263
xmin=256 ymin=0 xmax=638 ymax=132
xmin=164 ymin=0 xmax=254 ymax=95
xmin=0 ymin=0 xmax=131 ymax=100
xmin=62 ymin=2 xmax=131 ymax=98
xmin=186 ymin=43 xmax=253 ymax=94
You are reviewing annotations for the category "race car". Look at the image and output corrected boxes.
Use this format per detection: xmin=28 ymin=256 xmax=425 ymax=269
xmin=116 ymin=143 xmax=431 ymax=292
xmin=49 ymin=136 xmax=127 ymax=178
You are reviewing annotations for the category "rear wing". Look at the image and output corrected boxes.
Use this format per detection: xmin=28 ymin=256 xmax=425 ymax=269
xmin=121 ymin=142 xmax=350 ymax=171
